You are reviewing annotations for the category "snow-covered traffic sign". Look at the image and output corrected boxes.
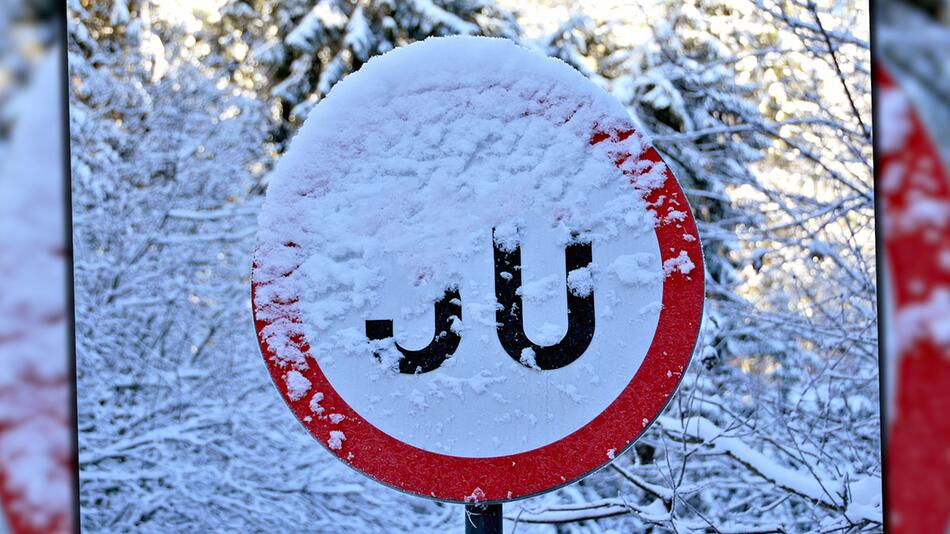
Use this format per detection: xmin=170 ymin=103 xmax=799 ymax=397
xmin=252 ymin=36 xmax=704 ymax=504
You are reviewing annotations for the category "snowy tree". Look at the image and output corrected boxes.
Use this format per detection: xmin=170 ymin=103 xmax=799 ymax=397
xmin=202 ymin=0 xmax=522 ymax=144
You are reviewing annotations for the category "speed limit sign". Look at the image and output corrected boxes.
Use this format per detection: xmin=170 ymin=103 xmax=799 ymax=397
xmin=252 ymin=36 xmax=704 ymax=504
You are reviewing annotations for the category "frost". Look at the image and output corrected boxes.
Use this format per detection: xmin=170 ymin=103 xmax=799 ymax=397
xmin=879 ymin=88 xmax=911 ymax=154
xmin=409 ymin=389 xmax=429 ymax=411
xmin=519 ymin=348 xmax=540 ymax=370
xmin=517 ymin=274 xmax=559 ymax=302
xmin=664 ymin=210 xmax=686 ymax=223
xmin=534 ymin=323 xmax=566 ymax=345
xmin=567 ymin=266 xmax=595 ymax=297
xmin=285 ymin=370 xmax=312 ymax=401
xmin=368 ymin=338 xmax=402 ymax=374
xmin=891 ymin=192 xmax=950 ymax=233
xmin=328 ymin=430 xmax=346 ymax=450
xmin=329 ymin=413 xmax=345 ymax=424
xmin=663 ymin=251 xmax=695 ymax=276
xmin=448 ymin=315 xmax=464 ymax=335
xmin=465 ymin=371 xmax=507 ymax=394
xmin=428 ymin=370 xmax=507 ymax=398
xmin=492 ymin=223 xmax=522 ymax=253
xmin=309 ymin=392 xmax=326 ymax=415
xmin=608 ymin=254 xmax=659 ymax=286
xmin=895 ymin=288 xmax=950 ymax=350
xmin=464 ymin=487 xmax=487 ymax=503
xmin=555 ymin=383 xmax=585 ymax=403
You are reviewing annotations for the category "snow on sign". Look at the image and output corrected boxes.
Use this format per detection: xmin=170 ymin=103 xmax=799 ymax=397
xmin=878 ymin=63 xmax=950 ymax=533
xmin=252 ymin=36 xmax=704 ymax=503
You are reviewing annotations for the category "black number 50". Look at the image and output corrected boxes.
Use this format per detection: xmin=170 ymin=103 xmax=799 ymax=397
xmin=365 ymin=230 xmax=595 ymax=374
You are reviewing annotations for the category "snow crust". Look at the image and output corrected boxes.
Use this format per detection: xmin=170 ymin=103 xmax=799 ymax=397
xmin=328 ymin=431 xmax=346 ymax=450
xmin=285 ymin=370 xmax=312 ymax=401
xmin=255 ymin=37 xmax=688 ymax=457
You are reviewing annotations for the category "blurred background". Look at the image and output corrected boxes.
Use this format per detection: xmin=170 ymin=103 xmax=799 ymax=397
xmin=1 ymin=0 xmax=946 ymax=532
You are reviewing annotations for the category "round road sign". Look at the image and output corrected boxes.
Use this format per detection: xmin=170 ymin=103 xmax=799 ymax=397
xmin=252 ymin=36 xmax=704 ymax=503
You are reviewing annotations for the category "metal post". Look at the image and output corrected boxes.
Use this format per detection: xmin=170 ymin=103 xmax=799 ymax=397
xmin=465 ymin=503 xmax=503 ymax=534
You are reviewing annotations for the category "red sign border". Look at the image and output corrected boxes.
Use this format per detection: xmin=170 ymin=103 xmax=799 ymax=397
xmin=252 ymin=126 xmax=705 ymax=504
xmin=877 ymin=62 xmax=950 ymax=533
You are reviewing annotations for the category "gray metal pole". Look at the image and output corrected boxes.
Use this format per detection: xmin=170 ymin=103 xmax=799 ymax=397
xmin=465 ymin=503 xmax=503 ymax=534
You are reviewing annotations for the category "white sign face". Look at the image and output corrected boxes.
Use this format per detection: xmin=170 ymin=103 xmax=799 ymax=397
xmin=307 ymin=215 xmax=663 ymax=457
xmin=253 ymin=36 xmax=704 ymax=503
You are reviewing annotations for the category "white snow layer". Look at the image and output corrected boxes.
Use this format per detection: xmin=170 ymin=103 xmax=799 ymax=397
xmin=255 ymin=37 xmax=688 ymax=457
xmin=285 ymin=370 xmax=312 ymax=401
xmin=878 ymin=87 xmax=912 ymax=156
xmin=0 ymin=48 xmax=72 ymax=532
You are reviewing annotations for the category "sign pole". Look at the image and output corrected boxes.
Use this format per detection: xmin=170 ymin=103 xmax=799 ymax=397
xmin=465 ymin=503 xmax=502 ymax=534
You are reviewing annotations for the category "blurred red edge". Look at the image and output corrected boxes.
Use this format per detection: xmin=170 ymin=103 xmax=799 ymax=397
xmin=878 ymin=63 xmax=950 ymax=533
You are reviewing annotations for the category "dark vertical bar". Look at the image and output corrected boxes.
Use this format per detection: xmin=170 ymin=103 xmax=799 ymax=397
xmin=58 ymin=8 xmax=81 ymax=533
xmin=465 ymin=503 xmax=503 ymax=534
